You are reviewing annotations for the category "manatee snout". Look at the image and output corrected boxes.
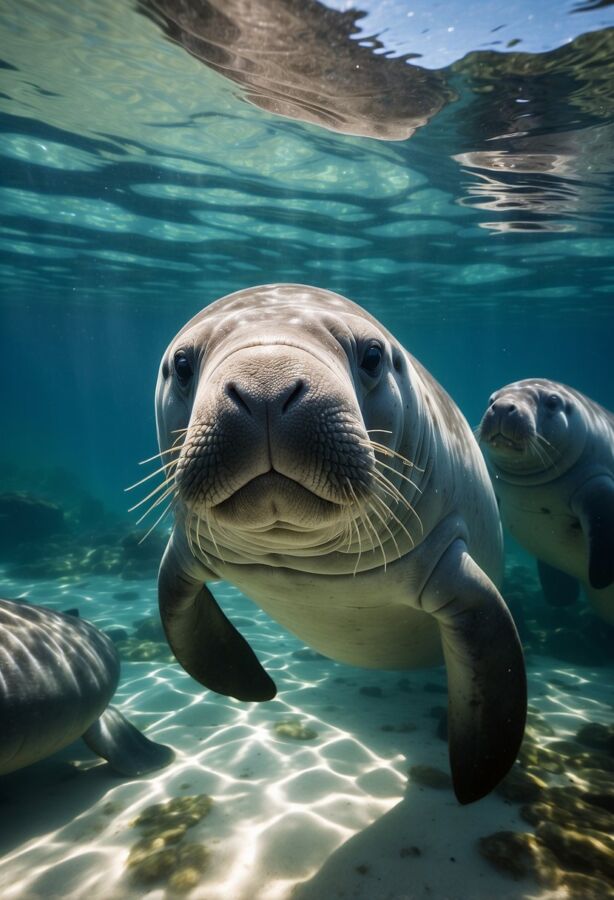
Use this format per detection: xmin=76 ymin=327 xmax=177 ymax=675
xmin=175 ymin=344 xmax=374 ymax=516
xmin=479 ymin=393 xmax=535 ymax=449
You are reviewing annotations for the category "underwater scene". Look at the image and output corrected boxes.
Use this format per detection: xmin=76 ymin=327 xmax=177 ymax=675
xmin=1 ymin=1 xmax=614 ymax=898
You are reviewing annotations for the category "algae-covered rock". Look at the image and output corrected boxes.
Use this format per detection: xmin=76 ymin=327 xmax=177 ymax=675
xmin=133 ymin=794 xmax=213 ymax=835
xmin=104 ymin=627 xmax=129 ymax=644
xmin=133 ymin=616 xmax=166 ymax=642
xmin=517 ymin=742 xmax=565 ymax=774
xmin=0 ymin=491 xmax=66 ymax=554
xmin=381 ymin=722 xmax=417 ymax=734
xmin=126 ymin=796 xmax=213 ymax=889
xmin=127 ymin=840 xmax=209 ymax=888
xmin=521 ymin=793 xmax=613 ymax=834
xmin=116 ymin=638 xmax=174 ymax=663
xmin=359 ymin=685 xmax=383 ymax=698
xmin=583 ymin=785 xmax=614 ymax=814
xmin=567 ymin=750 xmax=614 ymax=773
xmin=535 ymin=821 xmax=614 ymax=880
xmin=408 ymin=765 xmax=452 ymax=790
xmin=576 ymin=723 xmax=614 ymax=757
xmin=127 ymin=838 xmax=178 ymax=883
xmin=273 ymin=720 xmax=318 ymax=741
xmin=477 ymin=831 xmax=561 ymax=886
xmin=562 ymin=871 xmax=614 ymax=900
xmin=496 ymin=766 xmax=547 ymax=803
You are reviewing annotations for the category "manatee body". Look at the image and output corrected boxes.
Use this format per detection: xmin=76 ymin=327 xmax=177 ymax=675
xmin=153 ymin=283 xmax=526 ymax=804
xmin=479 ymin=377 xmax=614 ymax=624
xmin=0 ymin=598 xmax=174 ymax=776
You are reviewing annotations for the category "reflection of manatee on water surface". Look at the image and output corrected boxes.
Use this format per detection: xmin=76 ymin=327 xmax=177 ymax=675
xmin=138 ymin=0 xmax=454 ymax=140
xmin=0 ymin=598 xmax=174 ymax=776
xmin=147 ymin=282 xmax=527 ymax=805
xmin=478 ymin=378 xmax=614 ymax=626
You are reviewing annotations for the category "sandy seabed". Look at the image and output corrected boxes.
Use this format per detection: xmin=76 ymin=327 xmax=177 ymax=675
xmin=0 ymin=571 xmax=611 ymax=900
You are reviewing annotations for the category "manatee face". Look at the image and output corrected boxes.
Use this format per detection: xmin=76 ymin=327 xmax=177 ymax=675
xmin=155 ymin=286 xmax=411 ymax=552
xmin=478 ymin=379 xmax=586 ymax=476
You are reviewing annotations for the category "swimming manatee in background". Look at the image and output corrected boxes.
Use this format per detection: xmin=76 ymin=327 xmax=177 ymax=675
xmin=151 ymin=283 xmax=527 ymax=805
xmin=478 ymin=378 xmax=614 ymax=625
xmin=0 ymin=598 xmax=174 ymax=776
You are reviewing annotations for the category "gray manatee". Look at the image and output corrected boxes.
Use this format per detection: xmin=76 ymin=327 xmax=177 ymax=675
xmin=0 ymin=598 xmax=174 ymax=776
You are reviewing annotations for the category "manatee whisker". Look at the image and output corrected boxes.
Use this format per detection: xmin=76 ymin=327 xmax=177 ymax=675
xmin=370 ymin=488 xmax=415 ymax=553
xmin=138 ymin=445 xmax=183 ymax=466
xmin=185 ymin=509 xmax=197 ymax=558
xmin=369 ymin=471 xmax=410 ymax=513
xmin=366 ymin=439 xmax=425 ymax=472
xmin=348 ymin=487 xmax=371 ymax=550
xmin=369 ymin=467 xmax=412 ymax=511
xmin=340 ymin=488 xmax=355 ymax=555
xmin=534 ymin=432 xmax=561 ymax=463
xmin=128 ymin=475 xmax=177 ymax=512
xmin=366 ymin=428 xmax=393 ymax=435
xmin=125 ymin=459 xmax=179 ymax=492
xmin=206 ymin=517 xmax=225 ymax=563
xmin=365 ymin=493 xmax=400 ymax=563
xmin=371 ymin=469 xmax=424 ymax=537
xmin=348 ymin=483 xmax=385 ymax=566
xmin=528 ymin=436 xmax=552 ymax=470
xmin=373 ymin=456 xmax=422 ymax=494
xmin=345 ymin=480 xmax=369 ymax=575
xmin=135 ymin=482 xmax=177 ymax=525
xmin=195 ymin=515 xmax=213 ymax=567
xmin=195 ymin=514 xmax=204 ymax=557
xmin=364 ymin=498 xmax=388 ymax=571
xmin=137 ymin=497 xmax=176 ymax=545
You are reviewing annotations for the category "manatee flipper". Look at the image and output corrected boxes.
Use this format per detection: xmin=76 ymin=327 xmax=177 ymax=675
xmin=158 ymin=538 xmax=276 ymax=701
xmin=82 ymin=706 xmax=175 ymax=776
xmin=419 ymin=539 xmax=527 ymax=805
xmin=537 ymin=560 xmax=579 ymax=607
xmin=571 ymin=476 xmax=614 ymax=590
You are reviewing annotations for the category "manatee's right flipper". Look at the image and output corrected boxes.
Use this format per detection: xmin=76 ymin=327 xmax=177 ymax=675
xmin=537 ymin=560 xmax=579 ymax=607
xmin=82 ymin=706 xmax=175 ymax=776
xmin=158 ymin=536 xmax=277 ymax=702
xmin=419 ymin=539 xmax=527 ymax=805
xmin=571 ymin=476 xmax=614 ymax=590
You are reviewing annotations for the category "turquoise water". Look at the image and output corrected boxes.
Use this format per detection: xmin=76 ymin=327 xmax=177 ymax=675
xmin=1 ymin=2 xmax=613 ymax=898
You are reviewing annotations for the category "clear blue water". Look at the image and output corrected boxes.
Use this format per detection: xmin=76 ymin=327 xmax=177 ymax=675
xmin=0 ymin=2 xmax=613 ymax=898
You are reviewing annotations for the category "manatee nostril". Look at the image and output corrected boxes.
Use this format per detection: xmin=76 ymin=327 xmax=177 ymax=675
xmin=281 ymin=379 xmax=305 ymax=415
xmin=506 ymin=402 xmax=517 ymax=414
xmin=227 ymin=383 xmax=253 ymax=416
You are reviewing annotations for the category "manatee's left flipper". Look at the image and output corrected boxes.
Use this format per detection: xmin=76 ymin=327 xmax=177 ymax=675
xmin=571 ymin=475 xmax=614 ymax=590
xmin=82 ymin=705 xmax=175 ymax=776
xmin=537 ymin=560 xmax=579 ymax=607
xmin=419 ymin=539 xmax=527 ymax=805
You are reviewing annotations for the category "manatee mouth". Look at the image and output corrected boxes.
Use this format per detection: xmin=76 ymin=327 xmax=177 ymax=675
xmin=486 ymin=432 xmax=525 ymax=452
xmin=212 ymin=470 xmax=344 ymax=509
xmin=211 ymin=469 xmax=347 ymax=528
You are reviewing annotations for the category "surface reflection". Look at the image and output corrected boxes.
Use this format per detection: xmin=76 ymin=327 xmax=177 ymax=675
xmin=140 ymin=0 xmax=454 ymax=140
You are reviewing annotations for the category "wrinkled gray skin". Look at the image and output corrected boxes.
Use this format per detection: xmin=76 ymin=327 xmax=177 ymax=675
xmin=155 ymin=283 xmax=526 ymax=804
xmin=0 ymin=598 xmax=174 ymax=776
xmin=479 ymin=378 xmax=614 ymax=625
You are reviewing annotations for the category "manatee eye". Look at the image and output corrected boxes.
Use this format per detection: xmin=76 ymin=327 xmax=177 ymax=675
xmin=545 ymin=394 xmax=562 ymax=412
xmin=361 ymin=343 xmax=383 ymax=376
xmin=174 ymin=350 xmax=193 ymax=386
xmin=488 ymin=395 xmax=496 ymax=406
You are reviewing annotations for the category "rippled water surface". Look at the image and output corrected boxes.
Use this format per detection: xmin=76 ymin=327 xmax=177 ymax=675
xmin=1 ymin=2 xmax=613 ymax=899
